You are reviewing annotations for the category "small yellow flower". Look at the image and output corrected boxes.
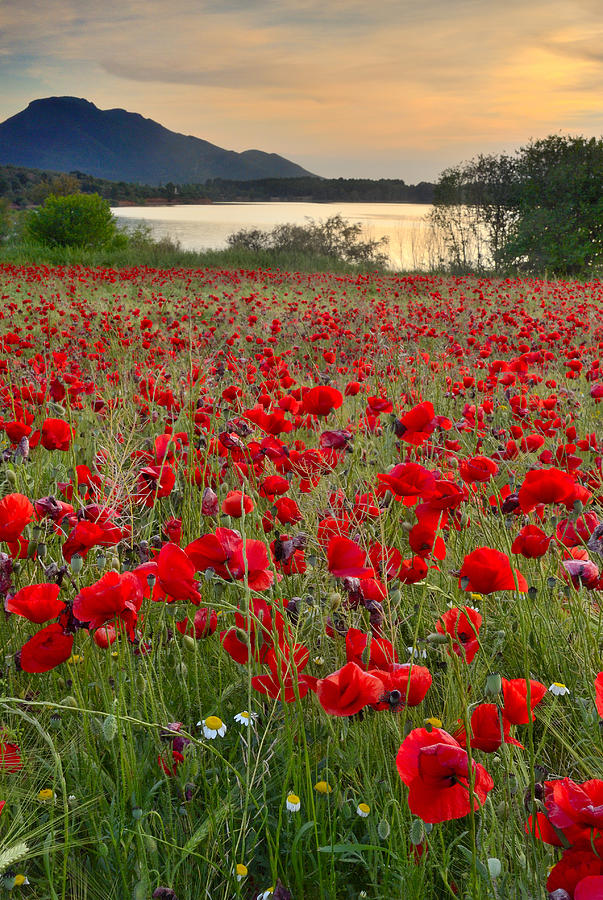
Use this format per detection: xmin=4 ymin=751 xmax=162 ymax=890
xmin=111 ymin=651 xmax=119 ymax=659
xmin=286 ymin=793 xmax=301 ymax=812
xmin=235 ymin=863 xmax=248 ymax=881
xmin=356 ymin=802 xmax=370 ymax=817
xmin=425 ymin=717 xmax=442 ymax=728
xmin=469 ymin=593 xmax=483 ymax=602
xmin=38 ymin=788 xmax=54 ymax=801
xmin=67 ymin=654 xmax=84 ymax=665
xmin=314 ymin=780 xmax=333 ymax=794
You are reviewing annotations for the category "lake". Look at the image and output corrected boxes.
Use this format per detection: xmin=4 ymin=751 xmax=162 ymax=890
xmin=113 ymin=201 xmax=440 ymax=270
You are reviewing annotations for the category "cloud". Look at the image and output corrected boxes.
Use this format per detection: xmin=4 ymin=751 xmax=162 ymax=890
xmin=1 ymin=0 xmax=602 ymax=179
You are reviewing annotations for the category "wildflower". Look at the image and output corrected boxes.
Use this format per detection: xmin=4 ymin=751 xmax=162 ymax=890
xmin=314 ymin=780 xmax=332 ymax=794
xmin=19 ymin=624 xmax=74 ymax=673
xmin=67 ymin=655 xmax=84 ymax=665
xmin=286 ymin=793 xmax=301 ymax=812
xmin=258 ymin=890 xmax=274 ymax=900
xmin=235 ymin=863 xmax=248 ymax=881
xmin=356 ymin=802 xmax=370 ymax=817
xmin=549 ymin=682 xmax=570 ymax=696
xmin=408 ymin=646 xmax=428 ymax=659
xmin=313 ymin=656 xmax=325 ymax=665
xmin=38 ymin=788 xmax=55 ymax=801
xmin=14 ymin=874 xmax=30 ymax=886
xmin=425 ymin=717 xmax=443 ymax=728
xmin=396 ymin=727 xmax=494 ymax=823
xmin=202 ymin=716 xmax=226 ymax=739
xmin=234 ymin=711 xmax=257 ymax=726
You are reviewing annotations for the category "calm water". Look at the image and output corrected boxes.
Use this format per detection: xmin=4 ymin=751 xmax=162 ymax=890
xmin=113 ymin=202 xmax=438 ymax=270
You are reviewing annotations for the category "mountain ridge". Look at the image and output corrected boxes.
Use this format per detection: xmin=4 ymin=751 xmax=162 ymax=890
xmin=0 ymin=97 xmax=315 ymax=184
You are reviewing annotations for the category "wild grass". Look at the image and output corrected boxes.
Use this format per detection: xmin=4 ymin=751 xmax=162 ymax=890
xmin=0 ymin=264 xmax=601 ymax=899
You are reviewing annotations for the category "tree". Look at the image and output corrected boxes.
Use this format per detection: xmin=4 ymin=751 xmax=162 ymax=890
xmin=430 ymin=135 xmax=603 ymax=276
xmin=25 ymin=193 xmax=121 ymax=249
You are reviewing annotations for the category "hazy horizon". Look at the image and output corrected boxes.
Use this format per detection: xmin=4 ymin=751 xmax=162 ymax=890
xmin=2 ymin=0 xmax=603 ymax=182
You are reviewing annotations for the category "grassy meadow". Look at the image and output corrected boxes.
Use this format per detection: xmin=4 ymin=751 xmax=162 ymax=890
xmin=0 ymin=263 xmax=601 ymax=900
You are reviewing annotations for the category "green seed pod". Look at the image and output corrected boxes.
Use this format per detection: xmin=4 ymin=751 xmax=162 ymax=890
xmin=132 ymin=806 xmax=143 ymax=820
xmin=485 ymin=673 xmax=502 ymax=697
xmin=37 ymin=542 xmax=47 ymax=560
xmin=27 ymin=540 xmax=37 ymax=559
xmin=377 ymin=819 xmax=390 ymax=840
xmin=61 ymin=695 xmax=79 ymax=709
xmin=487 ymin=858 xmax=502 ymax=879
xmin=102 ymin=714 xmax=118 ymax=742
xmin=133 ymin=882 xmax=148 ymax=900
xmin=182 ymin=635 xmax=197 ymax=653
xmin=70 ymin=554 xmax=84 ymax=574
xmin=425 ymin=632 xmax=448 ymax=644
xmin=409 ymin=818 xmax=424 ymax=845
xmin=143 ymin=835 xmax=157 ymax=854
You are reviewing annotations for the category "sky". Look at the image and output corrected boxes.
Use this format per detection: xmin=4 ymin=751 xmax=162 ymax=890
xmin=1 ymin=0 xmax=603 ymax=181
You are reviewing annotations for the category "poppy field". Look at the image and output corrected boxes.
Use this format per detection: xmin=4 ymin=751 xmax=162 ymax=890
xmin=0 ymin=262 xmax=602 ymax=900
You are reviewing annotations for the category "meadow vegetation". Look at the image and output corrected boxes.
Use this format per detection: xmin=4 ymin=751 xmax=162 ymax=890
xmin=0 ymin=263 xmax=601 ymax=899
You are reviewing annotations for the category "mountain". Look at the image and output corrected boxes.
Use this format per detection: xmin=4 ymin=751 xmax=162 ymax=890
xmin=0 ymin=97 xmax=315 ymax=184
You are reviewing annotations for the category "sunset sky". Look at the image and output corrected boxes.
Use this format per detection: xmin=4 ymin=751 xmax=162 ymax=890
xmin=2 ymin=0 xmax=603 ymax=181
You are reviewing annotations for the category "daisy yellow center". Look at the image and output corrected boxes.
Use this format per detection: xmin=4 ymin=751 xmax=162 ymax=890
xmin=552 ymin=682 xmax=566 ymax=688
xmin=38 ymin=788 xmax=54 ymax=800
xmin=425 ymin=717 xmax=443 ymax=728
xmin=287 ymin=793 xmax=300 ymax=805
xmin=239 ymin=711 xmax=250 ymax=719
xmin=236 ymin=863 xmax=248 ymax=877
xmin=314 ymin=780 xmax=332 ymax=794
xmin=205 ymin=716 xmax=223 ymax=729
xmin=358 ymin=803 xmax=370 ymax=814
xmin=14 ymin=875 xmax=27 ymax=886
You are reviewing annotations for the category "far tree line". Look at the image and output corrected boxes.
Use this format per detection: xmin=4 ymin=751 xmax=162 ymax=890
xmin=1 ymin=133 xmax=602 ymax=275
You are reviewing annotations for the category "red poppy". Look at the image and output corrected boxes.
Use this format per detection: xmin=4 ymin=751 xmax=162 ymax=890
xmin=251 ymin=642 xmax=311 ymax=703
xmin=137 ymin=464 xmax=176 ymax=507
xmin=546 ymin=842 xmax=603 ymax=898
xmin=454 ymin=703 xmax=524 ymax=753
xmin=396 ymin=727 xmax=494 ymax=823
xmin=19 ymin=623 xmax=74 ymax=673
xmin=596 ymin=673 xmax=603 ymax=718
xmin=327 ymin=537 xmax=375 ymax=579
xmin=62 ymin=519 xmax=121 ymax=563
xmin=316 ymin=662 xmax=383 ymax=716
xmin=40 ymin=417 xmax=74 ymax=451
xmin=156 ymin=542 xmax=201 ymax=604
xmin=273 ymin=496 xmax=302 ymax=525
xmin=371 ymin=664 xmax=432 ymax=710
xmin=221 ymin=597 xmax=289 ymax=664
xmin=176 ymin=607 xmax=218 ymax=639
xmin=511 ymin=524 xmax=551 ymax=558
xmin=73 ymin=571 xmax=143 ymax=634
xmin=0 ymin=741 xmax=22 ymax=772
xmin=518 ymin=468 xmax=580 ymax=513
xmin=0 ymin=493 xmax=33 ymax=543
xmin=377 ymin=463 xmax=436 ymax=504
xmin=187 ymin=528 xmax=274 ymax=590
xmin=302 ymin=385 xmax=343 ymax=416
xmin=435 ymin=606 xmax=482 ymax=663
xmin=395 ymin=401 xmax=437 ymax=445
xmin=459 ymin=455 xmax=499 ymax=484
xmin=459 ymin=547 xmax=528 ymax=593
xmin=501 ymin=677 xmax=547 ymax=724
xmin=576 ymin=876 xmax=603 ymax=900
xmin=6 ymin=583 xmax=65 ymax=624
xmin=398 ymin=556 xmax=428 ymax=584
xmin=544 ymin=777 xmax=603 ymax=847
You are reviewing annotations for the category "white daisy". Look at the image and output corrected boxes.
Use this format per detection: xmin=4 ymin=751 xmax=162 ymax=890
xmin=548 ymin=682 xmax=570 ymax=696
xmin=234 ymin=710 xmax=258 ymax=726
xmin=202 ymin=715 xmax=227 ymax=739
xmin=286 ymin=792 xmax=301 ymax=812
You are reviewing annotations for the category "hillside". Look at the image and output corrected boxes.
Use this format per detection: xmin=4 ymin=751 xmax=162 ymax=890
xmin=0 ymin=97 xmax=314 ymax=184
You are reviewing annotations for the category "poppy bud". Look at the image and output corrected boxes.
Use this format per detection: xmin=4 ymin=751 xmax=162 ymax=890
xmin=61 ymin=695 xmax=78 ymax=708
xmin=182 ymin=635 xmax=196 ymax=653
xmin=485 ymin=673 xmax=502 ymax=697
xmin=132 ymin=806 xmax=143 ymax=820
xmin=102 ymin=715 xmax=118 ymax=742
xmin=5 ymin=469 xmax=17 ymax=487
xmin=426 ymin=632 xmax=448 ymax=644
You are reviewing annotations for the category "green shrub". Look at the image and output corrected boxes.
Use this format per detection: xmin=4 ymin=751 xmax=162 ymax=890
xmin=25 ymin=192 xmax=124 ymax=249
